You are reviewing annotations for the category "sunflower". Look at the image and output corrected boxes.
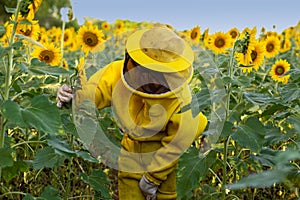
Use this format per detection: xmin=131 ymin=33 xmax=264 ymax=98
xmin=239 ymin=41 xmax=265 ymax=73
xmin=227 ymin=27 xmax=239 ymax=40
xmin=63 ymin=27 xmax=75 ymax=47
xmin=17 ymin=19 xmax=40 ymax=41
xmin=101 ymin=21 xmax=110 ymax=31
xmin=207 ymin=32 xmax=232 ymax=54
xmin=263 ymin=35 xmax=280 ymax=58
xmin=62 ymin=58 xmax=69 ymax=70
xmin=241 ymin=27 xmax=257 ymax=42
xmin=250 ymin=41 xmax=265 ymax=71
xmin=190 ymin=26 xmax=201 ymax=44
xmin=235 ymin=41 xmax=255 ymax=67
xmin=20 ymin=0 xmax=43 ymax=19
xmin=115 ymin=20 xmax=125 ymax=34
xmin=202 ymin=28 xmax=210 ymax=48
xmin=69 ymin=40 xmax=80 ymax=52
xmin=279 ymin=35 xmax=292 ymax=53
xmin=47 ymin=26 xmax=62 ymax=46
xmin=178 ymin=30 xmax=189 ymax=41
xmin=77 ymin=23 xmax=105 ymax=54
xmin=31 ymin=43 xmax=62 ymax=66
xmin=235 ymin=27 xmax=259 ymax=68
xmin=269 ymin=59 xmax=290 ymax=84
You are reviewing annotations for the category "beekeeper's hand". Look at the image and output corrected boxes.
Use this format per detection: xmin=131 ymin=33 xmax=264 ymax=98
xmin=56 ymin=84 xmax=74 ymax=108
xmin=139 ymin=175 xmax=158 ymax=200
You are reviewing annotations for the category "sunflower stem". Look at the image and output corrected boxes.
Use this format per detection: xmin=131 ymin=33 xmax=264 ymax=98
xmin=222 ymin=40 xmax=236 ymax=199
xmin=60 ymin=19 xmax=66 ymax=67
xmin=0 ymin=0 xmax=22 ymax=182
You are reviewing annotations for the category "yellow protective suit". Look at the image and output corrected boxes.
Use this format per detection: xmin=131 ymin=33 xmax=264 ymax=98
xmin=76 ymin=60 xmax=208 ymax=200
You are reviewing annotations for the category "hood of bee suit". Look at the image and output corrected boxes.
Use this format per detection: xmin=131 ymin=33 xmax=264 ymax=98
xmin=123 ymin=27 xmax=194 ymax=98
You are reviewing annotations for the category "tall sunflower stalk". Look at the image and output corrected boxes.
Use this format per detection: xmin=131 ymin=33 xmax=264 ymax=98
xmin=221 ymin=29 xmax=256 ymax=198
xmin=221 ymin=33 xmax=237 ymax=199
xmin=0 ymin=0 xmax=22 ymax=181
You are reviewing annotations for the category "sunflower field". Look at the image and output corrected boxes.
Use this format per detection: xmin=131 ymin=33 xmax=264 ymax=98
xmin=0 ymin=0 xmax=300 ymax=199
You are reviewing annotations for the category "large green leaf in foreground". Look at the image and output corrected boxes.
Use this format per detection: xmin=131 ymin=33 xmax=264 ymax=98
xmin=1 ymin=95 xmax=61 ymax=134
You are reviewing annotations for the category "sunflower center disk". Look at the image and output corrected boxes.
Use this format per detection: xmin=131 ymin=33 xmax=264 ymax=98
xmin=275 ymin=66 xmax=285 ymax=75
xmin=21 ymin=28 xmax=32 ymax=36
xmin=84 ymin=32 xmax=98 ymax=47
xmin=40 ymin=50 xmax=54 ymax=63
xmin=251 ymin=51 xmax=257 ymax=61
xmin=267 ymin=43 xmax=274 ymax=52
xmin=215 ymin=38 xmax=225 ymax=48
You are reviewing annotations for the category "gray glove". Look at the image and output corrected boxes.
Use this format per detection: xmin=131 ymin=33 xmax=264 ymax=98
xmin=139 ymin=175 xmax=158 ymax=200
xmin=56 ymin=84 xmax=74 ymax=108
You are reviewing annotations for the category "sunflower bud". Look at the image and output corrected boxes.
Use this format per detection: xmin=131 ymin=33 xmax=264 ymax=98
xmin=19 ymin=0 xmax=32 ymax=17
xmin=68 ymin=7 xmax=74 ymax=21
xmin=234 ymin=32 xmax=250 ymax=54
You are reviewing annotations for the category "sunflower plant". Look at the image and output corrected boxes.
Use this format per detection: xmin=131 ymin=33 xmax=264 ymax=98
xmin=176 ymin=26 xmax=300 ymax=200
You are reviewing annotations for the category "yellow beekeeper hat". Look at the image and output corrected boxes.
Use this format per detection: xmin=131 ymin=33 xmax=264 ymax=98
xmin=125 ymin=27 xmax=194 ymax=73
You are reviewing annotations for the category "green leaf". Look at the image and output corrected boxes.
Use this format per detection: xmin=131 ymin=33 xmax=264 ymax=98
xmin=226 ymin=169 xmax=286 ymax=189
xmin=220 ymin=120 xmax=234 ymax=138
xmin=233 ymin=75 xmax=253 ymax=87
xmin=81 ymin=169 xmax=112 ymax=199
xmin=0 ymin=148 xmax=14 ymax=167
xmin=23 ymin=194 xmax=45 ymax=200
xmin=75 ymin=150 xmax=98 ymax=163
xmin=275 ymin=149 xmax=300 ymax=167
xmin=1 ymin=100 xmax=27 ymax=128
xmin=264 ymin=124 xmax=288 ymax=145
xmin=61 ymin=114 xmax=78 ymax=137
xmin=191 ymin=87 xmax=211 ymax=117
xmin=228 ymin=149 xmax=300 ymax=190
xmin=19 ymin=19 xmax=32 ymax=25
xmin=2 ymin=95 xmax=61 ymax=134
xmin=280 ymin=83 xmax=300 ymax=103
xmin=2 ymin=161 xmax=29 ymax=182
xmin=0 ymin=45 xmax=10 ymax=58
xmin=260 ymin=104 xmax=287 ymax=118
xmin=4 ymin=6 xmax=16 ymax=14
xmin=11 ymin=41 xmax=24 ymax=50
xmin=29 ymin=58 xmax=71 ymax=76
xmin=243 ymin=92 xmax=277 ymax=105
xmin=232 ymin=117 xmax=265 ymax=152
xmin=31 ymin=147 xmax=65 ymax=170
xmin=40 ymin=186 xmax=62 ymax=200
xmin=177 ymin=147 xmax=217 ymax=199
xmin=287 ymin=115 xmax=300 ymax=133
xmin=250 ymin=147 xmax=278 ymax=167
xmin=47 ymin=135 xmax=75 ymax=158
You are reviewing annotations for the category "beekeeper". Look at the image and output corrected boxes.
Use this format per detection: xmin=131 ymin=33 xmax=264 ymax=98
xmin=57 ymin=27 xmax=207 ymax=200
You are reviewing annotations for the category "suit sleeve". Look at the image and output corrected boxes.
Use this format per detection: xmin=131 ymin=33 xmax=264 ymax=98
xmin=75 ymin=61 xmax=122 ymax=110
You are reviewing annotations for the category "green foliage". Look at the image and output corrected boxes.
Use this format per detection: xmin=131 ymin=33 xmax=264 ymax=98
xmin=2 ymin=95 xmax=61 ymax=134
xmin=177 ymin=147 xmax=217 ymax=199
xmin=81 ymin=169 xmax=112 ymax=199
xmin=0 ymin=148 xmax=14 ymax=167
xmin=227 ymin=150 xmax=300 ymax=189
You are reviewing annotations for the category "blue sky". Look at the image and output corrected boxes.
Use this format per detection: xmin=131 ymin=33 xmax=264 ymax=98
xmin=71 ymin=0 xmax=300 ymax=33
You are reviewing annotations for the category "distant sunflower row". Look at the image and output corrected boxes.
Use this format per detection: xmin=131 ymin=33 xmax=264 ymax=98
xmin=0 ymin=0 xmax=299 ymax=85
xmin=181 ymin=25 xmax=299 ymax=84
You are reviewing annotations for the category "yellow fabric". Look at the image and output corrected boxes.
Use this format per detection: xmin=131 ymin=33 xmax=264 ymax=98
xmin=126 ymin=28 xmax=194 ymax=73
xmin=75 ymin=60 xmax=208 ymax=199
